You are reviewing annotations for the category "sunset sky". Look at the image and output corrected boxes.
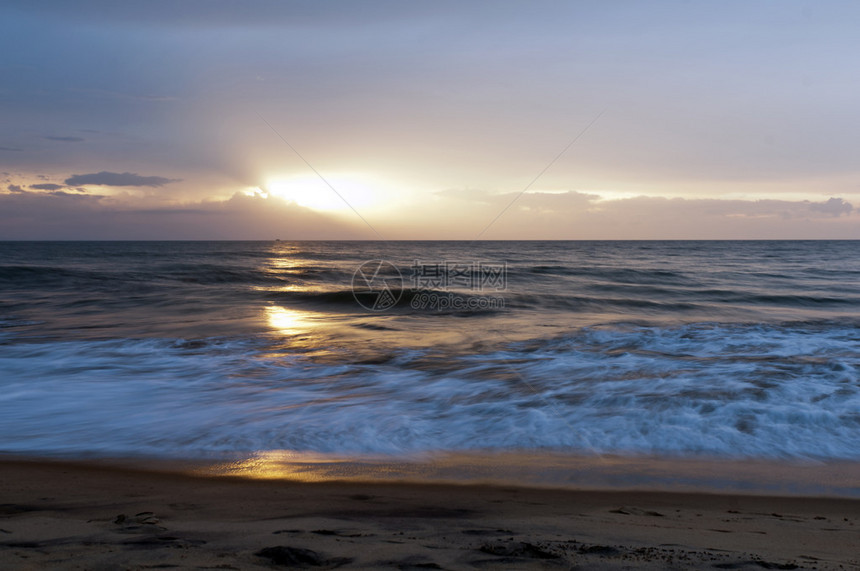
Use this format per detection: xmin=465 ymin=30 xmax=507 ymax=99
xmin=2 ymin=0 xmax=860 ymax=239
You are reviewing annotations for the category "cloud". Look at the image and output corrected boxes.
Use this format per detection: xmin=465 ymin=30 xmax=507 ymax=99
xmin=809 ymin=197 xmax=853 ymax=217
xmin=44 ymin=136 xmax=85 ymax=142
xmin=48 ymin=190 xmax=89 ymax=198
xmin=1 ymin=183 xmax=857 ymax=239
xmin=64 ymin=171 xmax=181 ymax=187
xmin=393 ymin=190 xmax=859 ymax=239
xmin=30 ymin=183 xmax=65 ymax=191
xmin=445 ymin=189 xmax=856 ymax=219
xmin=0 ymin=146 xmax=23 ymax=152
xmin=0 ymin=190 xmax=367 ymax=240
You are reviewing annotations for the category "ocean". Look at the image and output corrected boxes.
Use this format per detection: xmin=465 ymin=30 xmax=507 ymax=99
xmin=1 ymin=240 xmax=859 ymax=489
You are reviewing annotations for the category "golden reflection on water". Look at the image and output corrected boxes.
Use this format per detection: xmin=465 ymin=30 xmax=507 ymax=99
xmin=263 ymin=305 xmax=344 ymax=357
xmin=201 ymin=450 xmax=453 ymax=483
xmin=259 ymin=248 xmax=344 ymax=352
xmin=265 ymin=306 xmax=317 ymax=334
xmin=206 ymin=451 xmax=339 ymax=482
xmin=195 ymin=450 xmax=860 ymax=497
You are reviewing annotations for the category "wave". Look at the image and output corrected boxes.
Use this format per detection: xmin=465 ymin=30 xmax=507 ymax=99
xmin=0 ymin=263 xmax=288 ymax=288
xmin=503 ymin=292 xmax=703 ymax=312
xmin=163 ymin=264 xmax=287 ymax=285
xmin=525 ymin=265 xmax=694 ymax=284
xmin=0 ymin=265 xmax=98 ymax=286
xmin=0 ymin=321 xmax=858 ymax=460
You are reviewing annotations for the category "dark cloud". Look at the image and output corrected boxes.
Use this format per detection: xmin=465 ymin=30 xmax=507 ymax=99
xmin=7 ymin=184 xmax=24 ymax=193
xmin=44 ymin=136 xmax=85 ymax=142
xmin=64 ymin=171 xmax=180 ymax=187
xmin=0 ymin=146 xmax=23 ymax=152
xmin=30 ymin=183 xmax=64 ymax=191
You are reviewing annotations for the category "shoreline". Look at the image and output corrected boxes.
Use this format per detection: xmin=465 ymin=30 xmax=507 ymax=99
xmin=1 ymin=458 xmax=858 ymax=569
xmin=201 ymin=450 xmax=860 ymax=499
xmin=5 ymin=450 xmax=859 ymax=498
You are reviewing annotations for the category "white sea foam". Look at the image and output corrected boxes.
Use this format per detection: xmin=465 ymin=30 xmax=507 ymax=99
xmin=0 ymin=321 xmax=858 ymax=460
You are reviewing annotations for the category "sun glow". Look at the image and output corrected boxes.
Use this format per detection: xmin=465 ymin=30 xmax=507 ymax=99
xmin=265 ymin=174 xmax=379 ymax=212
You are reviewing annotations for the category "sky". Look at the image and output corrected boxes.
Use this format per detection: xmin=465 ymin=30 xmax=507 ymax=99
xmin=2 ymin=0 xmax=860 ymax=239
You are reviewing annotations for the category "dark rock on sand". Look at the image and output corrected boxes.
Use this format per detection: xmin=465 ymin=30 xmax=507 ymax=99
xmin=257 ymin=546 xmax=325 ymax=566
xmin=256 ymin=545 xmax=352 ymax=567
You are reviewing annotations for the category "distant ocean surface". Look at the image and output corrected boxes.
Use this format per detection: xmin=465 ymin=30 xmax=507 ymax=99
xmin=2 ymin=241 xmax=860 ymax=464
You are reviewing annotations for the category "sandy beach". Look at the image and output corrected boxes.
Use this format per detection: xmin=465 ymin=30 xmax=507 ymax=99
xmin=1 ymin=460 xmax=858 ymax=570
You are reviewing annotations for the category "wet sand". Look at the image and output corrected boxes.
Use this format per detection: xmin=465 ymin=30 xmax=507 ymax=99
xmin=1 ymin=459 xmax=859 ymax=569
